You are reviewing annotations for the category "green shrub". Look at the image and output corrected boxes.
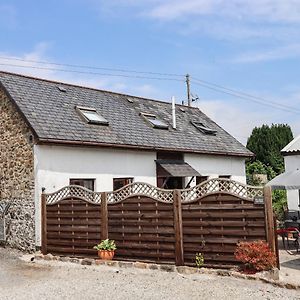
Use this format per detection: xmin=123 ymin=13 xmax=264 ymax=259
xmin=235 ymin=241 xmax=276 ymax=271
xmin=195 ymin=252 xmax=204 ymax=268
xmin=93 ymin=239 xmax=117 ymax=251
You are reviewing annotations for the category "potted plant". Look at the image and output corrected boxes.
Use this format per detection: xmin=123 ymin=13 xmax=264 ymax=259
xmin=93 ymin=239 xmax=117 ymax=260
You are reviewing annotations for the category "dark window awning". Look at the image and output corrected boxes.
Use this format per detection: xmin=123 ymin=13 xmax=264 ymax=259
xmin=156 ymin=160 xmax=200 ymax=177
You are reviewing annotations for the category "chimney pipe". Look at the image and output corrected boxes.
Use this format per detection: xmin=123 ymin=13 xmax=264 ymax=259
xmin=172 ymin=96 xmax=176 ymax=129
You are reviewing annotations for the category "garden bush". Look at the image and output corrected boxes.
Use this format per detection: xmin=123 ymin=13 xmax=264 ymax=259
xmin=234 ymin=240 xmax=276 ymax=272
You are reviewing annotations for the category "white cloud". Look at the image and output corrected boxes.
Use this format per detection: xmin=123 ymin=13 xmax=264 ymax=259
xmin=92 ymin=0 xmax=300 ymax=45
xmin=198 ymin=98 xmax=300 ymax=145
xmin=96 ymin=0 xmax=300 ymax=23
xmin=231 ymin=43 xmax=300 ymax=63
xmin=143 ymin=0 xmax=300 ymax=23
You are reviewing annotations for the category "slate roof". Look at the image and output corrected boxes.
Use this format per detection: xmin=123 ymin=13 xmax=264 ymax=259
xmin=0 ymin=71 xmax=252 ymax=157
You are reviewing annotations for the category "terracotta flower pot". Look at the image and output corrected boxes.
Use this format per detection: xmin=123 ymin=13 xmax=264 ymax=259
xmin=98 ymin=250 xmax=115 ymax=260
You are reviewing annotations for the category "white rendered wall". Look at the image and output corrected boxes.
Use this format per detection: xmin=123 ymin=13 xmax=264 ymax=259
xmin=34 ymin=145 xmax=157 ymax=246
xmin=185 ymin=154 xmax=246 ymax=186
xmin=34 ymin=145 xmax=247 ymax=246
xmin=284 ymin=155 xmax=300 ymax=210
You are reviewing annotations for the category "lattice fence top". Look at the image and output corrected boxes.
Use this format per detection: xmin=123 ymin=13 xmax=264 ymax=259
xmin=180 ymin=178 xmax=263 ymax=203
xmin=106 ymin=182 xmax=174 ymax=204
xmin=45 ymin=185 xmax=102 ymax=205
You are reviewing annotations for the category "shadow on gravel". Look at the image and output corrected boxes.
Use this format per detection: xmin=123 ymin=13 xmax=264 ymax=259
xmin=281 ymin=257 xmax=300 ymax=271
xmin=0 ymin=247 xmax=52 ymax=287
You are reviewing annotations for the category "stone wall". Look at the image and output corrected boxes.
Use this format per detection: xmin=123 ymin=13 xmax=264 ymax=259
xmin=0 ymin=88 xmax=35 ymax=251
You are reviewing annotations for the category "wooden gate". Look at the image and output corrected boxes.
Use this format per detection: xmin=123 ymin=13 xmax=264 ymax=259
xmin=42 ymin=179 xmax=275 ymax=268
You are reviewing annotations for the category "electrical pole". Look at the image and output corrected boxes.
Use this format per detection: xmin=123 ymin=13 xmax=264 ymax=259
xmin=186 ymin=74 xmax=191 ymax=106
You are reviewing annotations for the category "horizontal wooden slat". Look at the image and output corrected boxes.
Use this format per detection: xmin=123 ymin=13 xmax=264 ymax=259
xmin=47 ymin=212 xmax=101 ymax=218
xmin=114 ymin=242 xmax=175 ymax=251
xmin=108 ymin=212 xmax=174 ymax=219
xmin=108 ymin=204 xmax=173 ymax=211
xmin=47 ymin=206 xmax=101 ymax=212
xmin=47 ymin=219 xmax=101 ymax=225
xmin=47 ymin=232 xmax=101 ymax=239
xmin=47 ymin=225 xmax=101 ymax=233
xmin=182 ymin=205 xmax=264 ymax=210
xmin=182 ymin=228 xmax=265 ymax=236
xmin=115 ymin=249 xmax=175 ymax=259
xmin=47 ymin=246 xmax=97 ymax=255
xmin=108 ymin=226 xmax=174 ymax=234
xmin=181 ymin=211 xmax=264 ymax=218
xmin=108 ymin=219 xmax=174 ymax=226
xmin=108 ymin=234 xmax=175 ymax=243
xmin=182 ymin=220 xmax=265 ymax=227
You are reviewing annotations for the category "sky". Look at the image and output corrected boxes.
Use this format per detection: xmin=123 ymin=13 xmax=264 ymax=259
xmin=1 ymin=0 xmax=300 ymax=145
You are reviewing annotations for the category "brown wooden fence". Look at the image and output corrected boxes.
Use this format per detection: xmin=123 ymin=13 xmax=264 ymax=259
xmin=41 ymin=179 xmax=275 ymax=268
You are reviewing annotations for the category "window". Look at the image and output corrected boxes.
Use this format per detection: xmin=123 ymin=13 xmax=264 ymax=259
xmin=196 ymin=176 xmax=208 ymax=185
xmin=219 ymin=175 xmax=231 ymax=179
xmin=191 ymin=121 xmax=217 ymax=135
xmin=76 ymin=106 xmax=109 ymax=125
xmin=57 ymin=85 xmax=67 ymax=92
xmin=113 ymin=178 xmax=133 ymax=191
xmin=141 ymin=113 xmax=169 ymax=129
xmin=70 ymin=179 xmax=95 ymax=191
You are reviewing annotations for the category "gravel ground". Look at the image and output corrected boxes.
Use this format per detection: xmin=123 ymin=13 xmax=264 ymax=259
xmin=279 ymin=249 xmax=300 ymax=286
xmin=0 ymin=248 xmax=299 ymax=300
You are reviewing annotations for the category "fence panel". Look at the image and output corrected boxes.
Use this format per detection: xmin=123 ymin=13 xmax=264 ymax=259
xmin=42 ymin=180 xmax=272 ymax=268
xmin=181 ymin=192 xmax=266 ymax=268
xmin=107 ymin=195 xmax=176 ymax=264
xmin=43 ymin=186 xmax=102 ymax=257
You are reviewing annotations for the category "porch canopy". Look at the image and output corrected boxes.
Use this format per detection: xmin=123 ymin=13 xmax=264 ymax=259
xmin=156 ymin=160 xmax=200 ymax=177
xmin=266 ymin=169 xmax=300 ymax=190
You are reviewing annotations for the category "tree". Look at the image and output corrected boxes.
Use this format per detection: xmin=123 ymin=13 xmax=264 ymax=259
xmin=246 ymin=124 xmax=293 ymax=174
xmin=246 ymin=124 xmax=293 ymax=220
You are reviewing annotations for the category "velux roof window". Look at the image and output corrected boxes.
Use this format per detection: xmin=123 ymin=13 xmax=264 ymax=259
xmin=141 ymin=113 xmax=169 ymax=129
xmin=76 ymin=106 xmax=109 ymax=125
xmin=191 ymin=121 xmax=217 ymax=135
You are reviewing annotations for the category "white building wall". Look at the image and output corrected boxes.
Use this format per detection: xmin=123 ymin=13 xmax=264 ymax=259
xmin=284 ymin=155 xmax=300 ymax=210
xmin=34 ymin=145 xmax=247 ymax=246
xmin=185 ymin=153 xmax=246 ymax=185
xmin=34 ymin=145 xmax=157 ymax=246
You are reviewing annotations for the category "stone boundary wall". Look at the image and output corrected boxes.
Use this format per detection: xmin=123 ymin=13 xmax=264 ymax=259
xmin=0 ymin=88 xmax=35 ymax=251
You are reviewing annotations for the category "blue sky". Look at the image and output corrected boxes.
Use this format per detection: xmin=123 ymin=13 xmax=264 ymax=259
xmin=1 ymin=0 xmax=300 ymax=144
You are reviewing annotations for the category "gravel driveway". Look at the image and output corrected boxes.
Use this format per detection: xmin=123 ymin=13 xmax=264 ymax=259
xmin=0 ymin=248 xmax=299 ymax=300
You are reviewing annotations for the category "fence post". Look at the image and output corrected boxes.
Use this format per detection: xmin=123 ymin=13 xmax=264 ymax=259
xmin=263 ymin=186 xmax=276 ymax=253
xmin=101 ymin=192 xmax=108 ymax=240
xmin=173 ymin=189 xmax=184 ymax=266
xmin=273 ymin=214 xmax=280 ymax=269
xmin=41 ymin=192 xmax=47 ymax=255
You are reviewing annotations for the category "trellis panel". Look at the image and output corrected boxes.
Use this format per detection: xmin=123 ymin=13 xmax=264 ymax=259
xmin=107 ymin=195 xmax=176 ymax=264
xmin=45 ymin=197 xmax=101 ymax=257
xmin=181 ymin=193 xmax=266 ymax=268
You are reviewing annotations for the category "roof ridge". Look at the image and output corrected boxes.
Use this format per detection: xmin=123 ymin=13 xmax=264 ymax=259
xmin=0 ymin=70 xmax=197 ymax=109
xmin=281 ymin=135 xmax=300 ymax=152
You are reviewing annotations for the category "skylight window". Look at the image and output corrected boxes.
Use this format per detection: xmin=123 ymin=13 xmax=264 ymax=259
xmin=57 ymin=85 xmax=67 ymax=92
xmin=76 ymin=106 xmax=109 ymax=125
xmin=141 ymin=113 xmax=169 ymax=129
xmin=191 ymin=121 xmax=217 ymax=135
xmin=127 ymin=97 xmax=134 ymax=103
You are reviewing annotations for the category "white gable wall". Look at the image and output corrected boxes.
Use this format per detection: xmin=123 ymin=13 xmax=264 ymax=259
xmin=34 ymin=144 xmax=246 ymax=246
xmin=284 ymin=155 xmax=300 ymax=210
